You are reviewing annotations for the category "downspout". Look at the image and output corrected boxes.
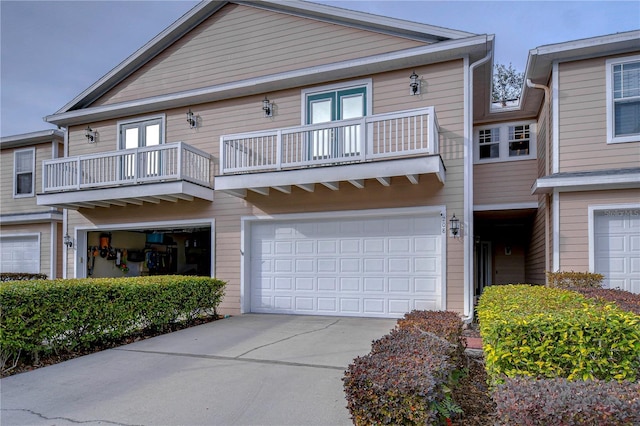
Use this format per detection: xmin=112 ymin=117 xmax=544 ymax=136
xmin=463 ymin=44 xmax=493 ymax=322
xmin=526 ymin=79 xmax=551 ymax=282
xmin=61 ymin=127 xmax=69 ymax=279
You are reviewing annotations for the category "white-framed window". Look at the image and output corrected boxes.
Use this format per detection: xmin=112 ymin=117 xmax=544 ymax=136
xmin=117 ymin=114 xmax=165 ymax=150
xmin=13 ymin=148 xmax=35 ymax=197
xmin=474 ymin=121 xmax=536 ymax=163
xmin=117 ymin=115 xmax=165 ymax=179
xmin=606 ymin=55 xmax=640 ymax=144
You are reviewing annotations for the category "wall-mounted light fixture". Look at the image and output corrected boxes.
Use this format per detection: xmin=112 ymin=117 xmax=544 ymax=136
xmin=85 ymin=126 xmax=97 ymax=143
xmin=262 ymin=96 xmax=273 ymax=117
xmin=449 ymin=213 xmax=460 ymax=238
xmin=63 ymin=233 xmax=73 ymax=249
xmin=409 ymin=71 xmax=420 ymax=95
xmin=186 ymin=109 xmax=197 ymax=129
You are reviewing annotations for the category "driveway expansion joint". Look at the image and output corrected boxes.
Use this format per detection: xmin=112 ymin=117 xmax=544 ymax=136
xmin=0 ymin=408 xmax=142 ymax=426
xmin=236 ymin=318 xmax=342 ymax=358
xmin=113 ymin=348 xmax=345 ymax=371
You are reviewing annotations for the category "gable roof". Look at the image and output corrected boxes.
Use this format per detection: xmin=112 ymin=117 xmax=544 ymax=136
xmin=52 ymin=0 xmax=475 ymax=117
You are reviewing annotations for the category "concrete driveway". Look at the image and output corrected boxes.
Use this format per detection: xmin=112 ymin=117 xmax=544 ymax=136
xmin=1 ymin=314 xmax=396 ymax=425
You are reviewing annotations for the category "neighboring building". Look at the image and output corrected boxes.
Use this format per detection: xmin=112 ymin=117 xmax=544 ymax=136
xmin=526 ymin=33 xmax=640 ymax=294
xmin=33 ymin=0 xmax=638 ymax=317
xmin=1 ymin=129 xmax=65 ymax=278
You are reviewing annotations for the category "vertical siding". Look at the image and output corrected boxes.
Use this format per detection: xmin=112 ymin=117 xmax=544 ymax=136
xmin=558 ymin=189 xmax=640 ymax=272
xmin=558 ymin=57 xmax=640 ymax=172
xmin=473 ymin=160 xmax=538 ymax=206
xmin=64 ymin=61 xmax=467 ymax=315
xmin=94 ymin=4 xmax=427 ymax=106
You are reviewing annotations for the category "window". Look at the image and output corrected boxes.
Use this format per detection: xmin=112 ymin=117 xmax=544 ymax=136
xmin=303 ymin=80 xmax=371 ymax=159
xmin=606 ymin=55 xmax=640 ymax=144
xmin=117 ymin=115 xmax=165 ymax=179
xmin=14 ymin=148 xmax=35 ymax=197
xmin=478 ymin=128 xmax=499 ymax=159
xmin=474 ymin=122 xmax=536 ymax=163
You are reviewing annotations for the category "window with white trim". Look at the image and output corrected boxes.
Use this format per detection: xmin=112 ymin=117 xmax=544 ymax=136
xmin=606 ymin=55 xmax=640 ymax=144
xmin=117 ymin=115 xmax=165 ymax=179
xmin=14 ymin=148 xmax=35 ymax=197
xmin=474 ymin=122 xmax=536 ymax=163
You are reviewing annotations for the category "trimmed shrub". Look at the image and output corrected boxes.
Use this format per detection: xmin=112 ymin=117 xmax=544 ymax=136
xmin=1 ymin=272 xmax=47 ymax=282
xmin=478 ymin=285 xmax=640 ymax=385
xmin=343 ymin=327 xmax=455 ymax=425
xmin=493 ymin=377 xmax=640 ymax=426
xmin=0 ymin=276 xmax=225 ymax=363
xmin=397 ymin=309 xmax=466 ymax=366
xmin=571 ymin=287 xmax=640 ymax=315
xmin=546 ymin=270 xmax=603 ymax=288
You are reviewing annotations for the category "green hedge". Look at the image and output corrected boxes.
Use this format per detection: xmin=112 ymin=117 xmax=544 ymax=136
xmin=477 ymin=285 xmax=640 ymax=385
xmin=0 ymin=276 xmax=225 ymax=361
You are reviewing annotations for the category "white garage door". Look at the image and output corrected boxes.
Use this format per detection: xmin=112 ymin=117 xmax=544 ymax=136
xmin=0 ymin=235 xmax=40 ymax=273
xmin=594 ymin=209 xmax=640 ymax=294
xmin=250 ymin=214 xmax=442 ymax=317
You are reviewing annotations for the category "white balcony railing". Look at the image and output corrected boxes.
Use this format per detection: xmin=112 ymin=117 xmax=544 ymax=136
xmin=220 ymin=107 xmax=438 ymax=175
xmin=42 ymin=142 xmax=211 ymax=193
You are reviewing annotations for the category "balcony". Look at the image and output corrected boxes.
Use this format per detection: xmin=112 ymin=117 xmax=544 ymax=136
xmin=37 ymin=142 xmax=213 ymax=209
xmin=216 ymin=107 xmax=445 ymax=197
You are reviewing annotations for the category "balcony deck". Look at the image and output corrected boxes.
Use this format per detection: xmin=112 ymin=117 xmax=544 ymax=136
xmin=216 ymin=107 xmax=444 ymax=197
xmin=37 ymin=142 xmax=213 ymax=209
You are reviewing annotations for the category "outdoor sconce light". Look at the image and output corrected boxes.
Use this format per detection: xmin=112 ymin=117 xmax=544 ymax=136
xmin=449 ymin=213 xmax=460 ymax=238
xmin=186 ymin=109 xmax=197 ymax=129
xmin=409 ymin=71 xmax=420 ymax=95
xmin=85 ymin=126 xmax=97 ymax=143
xmin=63 ymin=233 xmax=73 ymax=249
xmin=262 ymin=96 xmax=273 ymax=117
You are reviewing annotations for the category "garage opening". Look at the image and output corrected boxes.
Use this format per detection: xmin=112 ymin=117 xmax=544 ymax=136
xmin=246 ymin=211 xmax=444 ymax=318
xmin=85 ymin=227 xmax=211 ymax=278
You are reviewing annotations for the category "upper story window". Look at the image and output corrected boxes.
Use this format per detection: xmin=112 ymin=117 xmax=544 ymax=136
xmin=302 ymin=79 xmax=372 ymax=158
xmin=14 ymin=148 xmax=35 ymax=197
xmin=118 ymin=115 xmax=165 ymax=150
xmin=474 ymin=121 xmax=536 ymax=164
xmin=606 ymin=55 xmax=640 ymax=144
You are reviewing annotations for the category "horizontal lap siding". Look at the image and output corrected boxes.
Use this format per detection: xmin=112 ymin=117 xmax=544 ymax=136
xmin=558 ymin=189 xmax=640 ymax=272
xmin=558 ymin=57 xmax=640 ymax=173
xmin=94 ymin=4 xmax=427 ymax=106
xmin=473 ymin=160 xmax=537 ymax=206
xmin=66 ymin=61 xmax=466 ymax=315
xmin=1 ymin=143 xmax=55 ymax=214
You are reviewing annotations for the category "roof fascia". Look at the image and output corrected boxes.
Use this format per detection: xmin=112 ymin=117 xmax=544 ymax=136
xmin=46 ymin=35 xmax=490 ymax=127
xmin=239 ymin=0 xmax=475 ymax=42
xmin=532 ymin=170 xmax=640 ymax=194
xmin=0 ymin=129 xmax=65 ymax=149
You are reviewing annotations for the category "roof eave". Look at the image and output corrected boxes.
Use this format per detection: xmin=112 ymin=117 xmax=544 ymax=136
xmin=0 ymin=129 xmax=65 ymax=149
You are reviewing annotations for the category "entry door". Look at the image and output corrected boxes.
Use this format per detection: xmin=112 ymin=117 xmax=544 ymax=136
xmin=476 ymin=241 xmax=492 ymax=295
xmin=307 ymin=87 xmax=366 ymax=159
xmin=120 ymin=119 xmax=162 ymax=179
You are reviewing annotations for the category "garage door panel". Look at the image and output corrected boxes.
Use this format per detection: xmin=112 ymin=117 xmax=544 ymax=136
xmin=594 ymin=210 xmax=640 ymax=294
xmin=0 ymin=235 xmax=40 ymax=274
xmin=250 ymin=214 xmax=442 ymax=317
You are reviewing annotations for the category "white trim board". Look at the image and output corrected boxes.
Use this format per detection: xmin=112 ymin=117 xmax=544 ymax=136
xmin=474 ymin=202 xmax=538 ymax=211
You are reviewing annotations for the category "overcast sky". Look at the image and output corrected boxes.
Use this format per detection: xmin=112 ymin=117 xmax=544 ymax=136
xmin=1 ymin=0 xmax=638 ymax=137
